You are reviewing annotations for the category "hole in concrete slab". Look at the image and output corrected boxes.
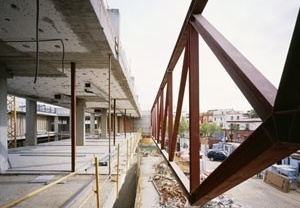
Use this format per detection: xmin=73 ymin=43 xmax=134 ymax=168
xmin=5 ymin=18 xmax=10 ymax=21
xmin=54 ymin=44 xmax=61 ymax=48
xmin=38 ymin=28 xmax=44 ymax=33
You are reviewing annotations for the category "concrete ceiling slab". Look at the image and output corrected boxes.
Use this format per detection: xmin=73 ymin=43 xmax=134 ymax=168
xmin=0 ymin=0 xmax=141 ymax=117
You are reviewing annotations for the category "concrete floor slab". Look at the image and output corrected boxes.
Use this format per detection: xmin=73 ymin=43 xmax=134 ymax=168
xmin=0 ymin=134 xmax=139 ymax=207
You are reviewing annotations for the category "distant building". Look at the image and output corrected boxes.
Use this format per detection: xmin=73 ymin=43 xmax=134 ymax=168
xmin=200 ymin=108 xmax=262 ymax=142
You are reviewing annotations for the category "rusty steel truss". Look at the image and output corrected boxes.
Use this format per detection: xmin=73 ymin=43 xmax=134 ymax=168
xmin=151 ymin=0 xmax=300 ymax=206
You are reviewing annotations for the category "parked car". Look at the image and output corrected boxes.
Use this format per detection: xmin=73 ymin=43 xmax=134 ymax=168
xmin=207 ymin=150 xmax=227 ymax=161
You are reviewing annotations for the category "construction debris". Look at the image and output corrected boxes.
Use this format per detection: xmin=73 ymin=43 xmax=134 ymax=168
xmin=151 ymin=174 xmax=187 ymax=207
xmin=200 ymin=194 xmax=241 ymax=208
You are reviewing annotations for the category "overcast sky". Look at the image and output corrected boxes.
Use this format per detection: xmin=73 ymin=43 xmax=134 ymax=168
xmin=107 ymin=0 xmax=299 ymax=112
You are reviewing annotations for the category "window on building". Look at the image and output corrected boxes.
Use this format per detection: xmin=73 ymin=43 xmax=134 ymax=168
xmin=246 ymin=123 xmax=249 ymax=130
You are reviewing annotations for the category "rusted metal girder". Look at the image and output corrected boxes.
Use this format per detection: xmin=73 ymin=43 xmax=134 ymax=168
xmin=189 ymin=10 xmax=300 ymax=206
xmin=169 ymin=40 xmax=189 ymax=162
xmin=156 ymin=103 xmax=159 ymax=142
xmin=124 ymin=109 xmax=126 ymax=139
xmin=191 ymin=14 xmax=277 ymax=121
xmin=188 ymin=24 xmax=200 ymax=192
xmin=71 ymin=62 xmax=76 ymax=172
xmin=161 ymin=88 xmax=168 ymax=149
xmin=159 ymin=91 xmax=164 ymax=143
xmin=167 ymin=71 xmax=173 ymax=158
xmin=274 ymin=9 xmax=300 ymax=114
xmin=151 ymin=0 xmax=208 ymax=111
xmin=113 ymin=99 xmax=116 ymax=146
xmin=151 ymin=0 xmax=300 ymax=206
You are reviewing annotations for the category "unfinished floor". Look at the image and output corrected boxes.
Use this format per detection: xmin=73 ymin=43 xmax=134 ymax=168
xmin=0 ymin=134 xmax=139 ymax=208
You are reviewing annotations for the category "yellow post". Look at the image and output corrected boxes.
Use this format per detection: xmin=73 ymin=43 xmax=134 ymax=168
xmin=116 ymin=143 xmax=120 ymax=199
xmin=94 ymin=155 xmax=100 ymax=208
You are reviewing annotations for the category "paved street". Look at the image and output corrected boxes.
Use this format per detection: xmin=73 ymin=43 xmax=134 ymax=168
xmin=202 ymin=157 xmax=300 ymax=207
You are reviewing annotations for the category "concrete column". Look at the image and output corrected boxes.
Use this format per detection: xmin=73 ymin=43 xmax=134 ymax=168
xmin=0 ymin=68 xmax=9 ymax=172
xmin=54 ymin=116 xmax=59 ymax=141
xmin=25 ymin=99 xmax=37 ymax=146
xmin=76 ymin=99 xmax=85 ymax=146
xmin=90 ymin=113 xmax=95 ymax=135
xmin=101 ymin=109 xmax=107 ymax=139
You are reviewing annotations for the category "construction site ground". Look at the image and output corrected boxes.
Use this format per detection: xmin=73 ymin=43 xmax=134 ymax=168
xmin=137 ymin=140 xmax=300 ymax=208
xmin=1 ymin=136 xmax=300 ymax=207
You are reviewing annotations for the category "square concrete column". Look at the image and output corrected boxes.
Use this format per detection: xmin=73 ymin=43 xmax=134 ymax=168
xmin=76 ymin=99 xmax=85 ymax=146
xmin=101 ymin=109 xmax=107 ymax=139
xmin=0 ymin=68 xmax=9 ymax=172
xmin=54 ymin=116 xmax=59 ymax=141
xmin=90 ymin=113 xmax=95 ymax=135
xmin=25 ymin=99 xmax=37 ymax=146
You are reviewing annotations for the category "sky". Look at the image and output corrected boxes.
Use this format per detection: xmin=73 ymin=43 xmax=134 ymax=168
xmin=106 ymin=0 xmax=299 ymax=112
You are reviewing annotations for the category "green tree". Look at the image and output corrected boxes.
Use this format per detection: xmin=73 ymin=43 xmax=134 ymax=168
xmin=248 ymin=109 xmax=259 ymax=118
xmin=230 ymin=123 xmax=240 ymax=132
xmin=200 ymin=122 xmax=221 ymax=137
xmin=178 ymin=116 xmax=189 ymax=136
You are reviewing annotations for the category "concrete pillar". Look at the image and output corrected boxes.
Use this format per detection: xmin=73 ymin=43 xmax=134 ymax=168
xmin=76 ymin=99 xmax=85 ymax=146
xmin=25 ymin=99 xmax=37 ymax=146
xmin=54 ymin=116 xmax=59 ymax=141
xmin=101 ymin=109 xmax=107 ymax=139
xmin=90 ymin=113 xmax=95 ymax=135
xmin=0 ymin=68 xmax=9 ymax=172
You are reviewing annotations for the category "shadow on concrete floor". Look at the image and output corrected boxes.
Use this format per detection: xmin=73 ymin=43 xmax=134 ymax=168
xmin=113 ymin=163 xmax=137 ymax=208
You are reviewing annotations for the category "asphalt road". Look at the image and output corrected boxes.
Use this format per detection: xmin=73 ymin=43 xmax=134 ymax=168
xmin=204 ymin=157 xmax=300 ymax=207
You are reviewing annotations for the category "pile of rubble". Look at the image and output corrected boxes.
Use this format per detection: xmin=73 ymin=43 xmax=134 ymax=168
xmin=150 ymin=161 xmax=242 ymax=208
xmin=200 ymin=195 xmax=241 ymax=208
xmin=151 ymin=174 xmax=187 ymax=207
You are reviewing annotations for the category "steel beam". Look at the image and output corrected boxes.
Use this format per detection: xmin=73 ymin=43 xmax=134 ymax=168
xmin=190 ymin=121 xmax=300 ymax=205
xmin=159 ymin=91 xmax=164 ymax=143
xmin=274 ymin=10 xmax=300 ymax=113
xmin=71 ymin=62 xmax=76 ymax=172
xmin=169 ymin=41 xmax=189 ymax=162
xmin=161 ymin=88 xmax=168 ymax=149
xmin=191 ymin=14 xmax=276 ymax=121
xmin=167 ymin=71 xmax=173 ymax=160
xmin=155 ymin=103 xmax=159 ymax=141
xmin=113 ymin=99 xmax=116 ymax=146
xmin=189 ymin=9 xmax=300 ymax=206
xmin=188 ymin=24 xmax=200 ymax=191
xmin=151 ymin=0 xmax=208 ymax=112
xmin=124 ymin=109 xmax=127 ymax=139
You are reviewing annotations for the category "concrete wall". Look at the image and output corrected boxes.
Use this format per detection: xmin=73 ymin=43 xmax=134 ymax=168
xmin=134 ymin=111 xmax=151 ymax=136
